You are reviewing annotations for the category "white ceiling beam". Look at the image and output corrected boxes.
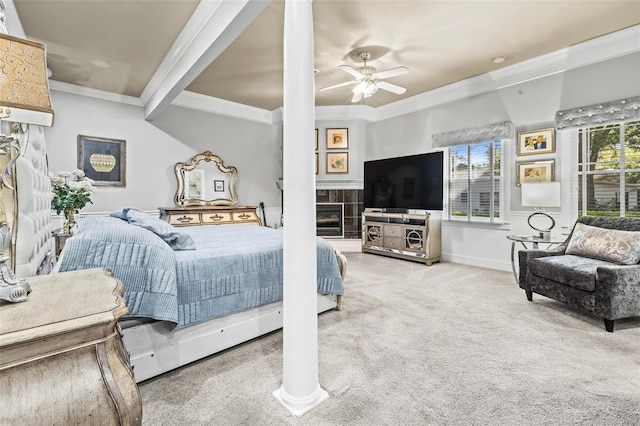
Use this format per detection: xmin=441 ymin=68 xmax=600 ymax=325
xmin=142 ymin=0 xmax=270 ymax=121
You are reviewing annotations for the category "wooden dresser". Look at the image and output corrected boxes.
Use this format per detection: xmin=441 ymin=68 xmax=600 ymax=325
xmin=0 ymin=269 xmax=142 ymax=426
xmin=158 ymin=205 xmax=262 ymax=227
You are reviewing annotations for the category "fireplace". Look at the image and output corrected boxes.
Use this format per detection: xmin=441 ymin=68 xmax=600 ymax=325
xmin=316 ymin=203 xmax=344 ymax=238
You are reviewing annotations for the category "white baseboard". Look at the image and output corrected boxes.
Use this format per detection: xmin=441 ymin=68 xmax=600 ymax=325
xmin=324 ymin=238 xmax=362 ymax=253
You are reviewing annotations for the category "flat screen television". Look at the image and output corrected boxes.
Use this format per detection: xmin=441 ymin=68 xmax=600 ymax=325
xmin=364 ymin=151 xmax=444 ymax=211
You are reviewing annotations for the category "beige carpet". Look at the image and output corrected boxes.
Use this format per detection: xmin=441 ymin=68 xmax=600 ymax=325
xmin=139 ymin=253 xmax=640 ymax=425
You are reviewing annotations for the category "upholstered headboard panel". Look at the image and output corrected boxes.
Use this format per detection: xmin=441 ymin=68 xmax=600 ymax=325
xmin=14 ymin=126 xmax=54 ymax=277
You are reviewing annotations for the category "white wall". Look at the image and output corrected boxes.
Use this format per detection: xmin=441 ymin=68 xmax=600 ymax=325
xmin=368 ymin=52 xmax=640 ymax=271
xmin=314 ymin=119 xmax=366 ymax=188
xmin=42 ymin=51 xmax=640 ymax=271
xmin=44 ymin=91 xmax=281 ymax=224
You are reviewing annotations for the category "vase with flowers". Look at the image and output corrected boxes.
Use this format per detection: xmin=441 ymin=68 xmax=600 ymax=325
xmin=50 ymin=169 xmax=96 ymax=232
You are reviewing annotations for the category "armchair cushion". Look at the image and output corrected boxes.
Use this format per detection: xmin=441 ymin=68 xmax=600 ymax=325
xmin=566 ymin=222 xmax=640 ymax=265
xmin=529 ymin=255 xmax=617 ymax=292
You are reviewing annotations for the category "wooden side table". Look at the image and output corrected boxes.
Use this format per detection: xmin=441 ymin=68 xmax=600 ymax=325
xmin=0 ymin=268 xmax=142 ymax=425
xmin=53 ymin=229 xmax=73 ymax=256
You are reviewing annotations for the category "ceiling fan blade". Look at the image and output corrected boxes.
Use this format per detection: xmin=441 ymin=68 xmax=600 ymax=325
xmin=339 ymin=64 xmax=363 ymax=78
xmin=318 ymin=81 xmax=355 ymax=92
xmin=351 ymin=91 xmax=363 ymax=103
xmin=375 ymin=66 xmax=410 ymax=80
xmin=378 ymin=81 xmax=407 ymax=95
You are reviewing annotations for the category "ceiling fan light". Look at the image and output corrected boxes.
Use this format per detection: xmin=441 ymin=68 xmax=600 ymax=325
xmin=353 ymin=80 xmax=378 ymax=97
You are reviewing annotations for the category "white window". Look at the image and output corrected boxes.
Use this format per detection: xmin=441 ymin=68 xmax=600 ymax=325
xmin=447 ymin=140 xmax=503 ymax=223
xmin=577 ymin=120 xmax=640 ymax=217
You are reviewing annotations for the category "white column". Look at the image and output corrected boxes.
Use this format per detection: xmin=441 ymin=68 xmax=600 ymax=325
xmin=272 ymin=0 xmax=328 ymax=417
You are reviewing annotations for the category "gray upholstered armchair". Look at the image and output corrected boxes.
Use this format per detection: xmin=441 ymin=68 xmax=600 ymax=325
xmin=518 ymin=216 xmax=640 ymax=332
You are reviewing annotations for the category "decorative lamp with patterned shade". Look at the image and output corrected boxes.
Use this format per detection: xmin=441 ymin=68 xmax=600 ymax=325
xmin=0 ymin=32 xmax=55 ymax=303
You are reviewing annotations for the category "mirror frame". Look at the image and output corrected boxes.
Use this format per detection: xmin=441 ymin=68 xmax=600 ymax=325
xmin=174 ymin=151 xmax=238 ymax=206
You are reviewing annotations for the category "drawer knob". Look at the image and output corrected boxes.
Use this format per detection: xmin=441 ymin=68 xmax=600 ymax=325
xmin=177 ymin=215 xmax=193 ymax=223
xmin=209 ymin=214 xmax=224 ymax=221
xmin=238 ymin=213 xmax=251 ymax=220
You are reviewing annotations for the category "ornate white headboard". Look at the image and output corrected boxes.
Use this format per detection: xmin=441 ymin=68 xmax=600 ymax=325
xmin=14 ymin=125 xmax=54 ymax=277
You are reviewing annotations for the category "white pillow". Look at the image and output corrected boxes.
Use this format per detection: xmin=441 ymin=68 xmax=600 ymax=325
xmin=126 ymin=210 xmax=196 ymax=251
xmin=566 ymin=222 xmax=640 ymax=265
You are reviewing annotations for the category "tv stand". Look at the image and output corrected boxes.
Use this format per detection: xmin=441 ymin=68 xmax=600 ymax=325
xmin=362 ymin=211 xmax=441 ymax=265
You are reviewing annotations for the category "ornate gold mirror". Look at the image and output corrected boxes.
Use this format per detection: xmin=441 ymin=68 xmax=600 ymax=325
xmin=174 ymin=151 xmax=238 ymax=206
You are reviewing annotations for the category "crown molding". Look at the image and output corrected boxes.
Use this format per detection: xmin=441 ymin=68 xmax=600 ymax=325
xmin=141 ymin=0 xmax=268 ymax=121
xmin=172 ymin=90 xmax=273 ymax=123
xmin=373 ymin=24 xmax=640 ymax=122
xmin=49 ymin=80 xmax=143 ymax=106
xmin=45 ymin=24 xmax=640 ymax=125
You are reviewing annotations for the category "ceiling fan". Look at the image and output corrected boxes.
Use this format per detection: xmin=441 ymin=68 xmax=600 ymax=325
xmin=318 ymin=51 xmax=409 ymax=103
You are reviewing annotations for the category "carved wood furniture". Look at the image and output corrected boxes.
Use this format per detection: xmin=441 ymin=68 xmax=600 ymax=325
xmin=0 ymin=268 xmax=142 ymax=425
xmin=158 ymin=205 xmax=262 ymax=227
xmin=362 ymin=211 xmax=441 ymax=265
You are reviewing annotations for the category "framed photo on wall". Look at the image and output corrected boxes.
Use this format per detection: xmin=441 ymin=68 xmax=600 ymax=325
xmin=77 ymin=135 xmax=126 ymax=186
xmin=517 ymin=128 xmax=555 ymax=156
xmin=516 ymin=160 xmax=555 ymax=186
xmin=326 ymin=128 xmax=348 ymax=149
xmin=326 ymin=152 xmax=348 ymax=173
xmin=214 ymin=180 xmax=225 ymax=192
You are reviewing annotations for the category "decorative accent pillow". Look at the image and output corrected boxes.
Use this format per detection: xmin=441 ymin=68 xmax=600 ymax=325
xmin=110 ymin=206 xmax=144 ymax=220
xmin=566 ymin=222 xmax=640 ymax=265
xmin=126 ymin=210 xmax=196 ymax=251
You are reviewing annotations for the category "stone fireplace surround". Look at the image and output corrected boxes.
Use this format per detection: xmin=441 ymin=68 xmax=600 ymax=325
xmin=316 ymin=189 xmax=363 ymax=239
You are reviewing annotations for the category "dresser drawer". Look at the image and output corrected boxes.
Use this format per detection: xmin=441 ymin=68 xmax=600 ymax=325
xmin=232 ymin=211 xmax=258 ymax=223
xmin=202 ymin=212 xmax=232 ymax=224
xmin=384 ymin=225 xmax=402 ymax=237
xmin=384 ymin=236 xmax=403 ymax=249
xmin=169 ymin=213 xmax=200 ymax=226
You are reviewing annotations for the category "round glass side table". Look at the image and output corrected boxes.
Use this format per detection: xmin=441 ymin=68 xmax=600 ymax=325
xmin=507 ymin=234 xmax=565 ymax=283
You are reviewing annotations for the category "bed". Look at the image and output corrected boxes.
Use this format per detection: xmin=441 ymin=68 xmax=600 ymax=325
xmin=56 ymin=211 xmax=346 ymax=382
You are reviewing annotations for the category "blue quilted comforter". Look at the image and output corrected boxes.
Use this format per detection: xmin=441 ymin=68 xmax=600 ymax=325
xmin=58 ymin=217 xmax=344 ymax=328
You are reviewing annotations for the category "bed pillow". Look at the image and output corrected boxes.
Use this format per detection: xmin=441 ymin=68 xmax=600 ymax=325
xmin=566 ymin=222 xmax=640 ymax=265
xmin=110 ymin=206 xmax=144 ymax=220
xmin=126 ymin=210 xmax=196 ymax=251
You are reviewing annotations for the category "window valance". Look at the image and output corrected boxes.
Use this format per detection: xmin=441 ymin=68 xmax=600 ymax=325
xmin=555 ymin=96 xmax=640 ymax=130
xmin=432 ymin=121 xmax=513 ymax=148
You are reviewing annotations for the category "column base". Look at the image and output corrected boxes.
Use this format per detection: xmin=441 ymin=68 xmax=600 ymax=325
xmin=273 ymin=385 xmax=329 ymax=417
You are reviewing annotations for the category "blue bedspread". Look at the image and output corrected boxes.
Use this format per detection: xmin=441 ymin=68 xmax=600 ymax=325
xmin=58 ymin=217 xmax=344 ymax=329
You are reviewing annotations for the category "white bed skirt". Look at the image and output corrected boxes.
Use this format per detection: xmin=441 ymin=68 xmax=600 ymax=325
xmin=122 ymin=294 xmax=339 ymax=383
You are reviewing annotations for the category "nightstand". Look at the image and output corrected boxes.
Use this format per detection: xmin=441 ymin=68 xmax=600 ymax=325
xmin=0 ymin=268 xmax=142 ymax=425
xmin=53 ymin=229 xmax=73 ymax=256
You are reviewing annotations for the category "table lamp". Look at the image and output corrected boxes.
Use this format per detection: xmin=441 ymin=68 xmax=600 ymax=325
xmin=521 ymin=182 xmax=561 ymax=241
xmin=0 ymin=33 xmax=55 ymax=302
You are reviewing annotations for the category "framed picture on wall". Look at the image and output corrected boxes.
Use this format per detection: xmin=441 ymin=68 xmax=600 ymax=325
xmin=315 ymin=153 xmax=319 ymax=175
xmin=326 ymin=128 xmax=348 ymax=149
xmin=517 ymin=128 xmax=555 ymax=156
xmin=326 ymin=152 xmax=348 ymax=173
xmin=516 ymin=160 xmax=555 ymax=186
xmin=77 ymin=135 xmax=126 ymax=186
xmin=315 ymin=129 xmax=319 ymax=150
xmin=214 ymin=180 xmax=225 ymax=192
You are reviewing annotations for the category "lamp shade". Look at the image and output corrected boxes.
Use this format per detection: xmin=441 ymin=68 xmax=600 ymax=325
xmin=521 ymin=182 xmax=561 ymax=207
xmin=0 ymin=33 xmax=54 ymax=127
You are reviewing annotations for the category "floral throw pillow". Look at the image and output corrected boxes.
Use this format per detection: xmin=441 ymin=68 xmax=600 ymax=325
xmin=566 ymin=222 xmax=640 ymax=265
